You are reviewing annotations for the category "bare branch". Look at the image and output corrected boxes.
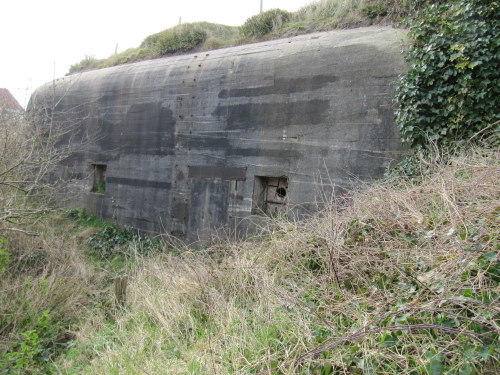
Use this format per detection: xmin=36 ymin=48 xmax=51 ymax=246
xmin=0 ymin=227 xmax=39 ymax=236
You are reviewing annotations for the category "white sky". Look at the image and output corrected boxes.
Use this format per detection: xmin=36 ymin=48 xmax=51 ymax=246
xmin=1 ymin=0 xmax=314 ymax=108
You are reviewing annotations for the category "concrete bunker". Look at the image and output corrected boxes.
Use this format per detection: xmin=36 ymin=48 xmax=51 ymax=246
xmin=30 ymin=26 xmax=407 ymax=243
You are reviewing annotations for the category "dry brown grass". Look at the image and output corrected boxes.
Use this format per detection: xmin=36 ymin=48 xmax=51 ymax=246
xmin=75 ymin=227 xmax=101 ymax=242
xmin=0 ymin=219 xmax=101 ymax=364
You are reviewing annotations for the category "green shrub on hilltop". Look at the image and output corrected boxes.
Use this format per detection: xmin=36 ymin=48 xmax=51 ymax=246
xmin=105 ymin=47 xmax=151 ymax=66
xmin=240 ymin=9 xmax=292 ymax=38
xmin=68 ymin=55 xmax=100 ymax=74
xmin=396 ymin=0 xmax=500 ymax=149
xmin=68 ymin=22 xmax=239 ymax=74
xmin=141 ymin=27 xmax=207 ymax=55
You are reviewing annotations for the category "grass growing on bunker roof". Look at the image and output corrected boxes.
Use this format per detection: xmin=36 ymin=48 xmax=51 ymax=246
xmin=51 ymin=146 xmax=499 ymax=374
xmin=68 ymin=22 xmax=240 ymax=74
xmin=68 ymin=0 xmax=417 ymax=74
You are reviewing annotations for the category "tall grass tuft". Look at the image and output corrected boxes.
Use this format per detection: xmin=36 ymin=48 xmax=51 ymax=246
xmin=0 ymin=218 xmax=99 ymax=374
xmin=240 ymin=9 xmax=292 ymax=39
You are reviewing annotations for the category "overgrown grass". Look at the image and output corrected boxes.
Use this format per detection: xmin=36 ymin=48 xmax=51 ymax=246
xmin=68 ymin=22 xmax=239 ymax=74
xmin=280 ymin=0 xmax=413 ymax=36
xmin=48 ymin=147 xmax=499 ymax=374
xmin=68 ymin=0 xmax=416 ymax=74
xmin=0 ymin=210 xmax=162 ymax=374
xmin=0 ymin=216 xmax=96 ymax=374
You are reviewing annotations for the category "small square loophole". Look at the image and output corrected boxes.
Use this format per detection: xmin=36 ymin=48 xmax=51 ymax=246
xmin=252 ymin=176 xmax=288 ymax=215
xmin=91 ymin=164 xmax=106 ymax=194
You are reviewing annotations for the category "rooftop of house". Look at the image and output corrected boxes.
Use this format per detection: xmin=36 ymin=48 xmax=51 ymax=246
xmin=0 ymin=88 xmax=24 ymax=111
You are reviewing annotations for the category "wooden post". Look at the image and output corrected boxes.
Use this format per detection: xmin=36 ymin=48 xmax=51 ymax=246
xmin=114 ymin=276 xmax=128 ymax=309
xmin=260 ymin=0 xmax=263 ymax=13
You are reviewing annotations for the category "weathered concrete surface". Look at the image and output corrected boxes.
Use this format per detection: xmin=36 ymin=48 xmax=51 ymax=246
xmin=30 ymin=26 xmax=407 ymax=242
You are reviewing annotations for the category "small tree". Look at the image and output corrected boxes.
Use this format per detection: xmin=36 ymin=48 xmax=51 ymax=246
xmin=0 ymin=97 xmax=89 ymax=236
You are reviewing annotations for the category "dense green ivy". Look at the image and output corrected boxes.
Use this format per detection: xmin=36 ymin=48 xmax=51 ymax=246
xmin=395 ymin=0 xmax=499 ymax=148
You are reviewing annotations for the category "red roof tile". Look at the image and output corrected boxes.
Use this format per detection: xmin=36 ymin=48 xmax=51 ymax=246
xmin=0 ymin=88 xmax=24 ymax=111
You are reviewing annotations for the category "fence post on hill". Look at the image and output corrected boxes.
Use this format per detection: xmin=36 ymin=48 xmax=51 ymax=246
xmin=114 ymin=275 xmax=128 ymax=310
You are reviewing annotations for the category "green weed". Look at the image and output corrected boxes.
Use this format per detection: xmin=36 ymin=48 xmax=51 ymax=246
xmin=0 ymin=236 xmax=10 ymax=273
xmin=240 ymin=9 xmax=292 ymax=38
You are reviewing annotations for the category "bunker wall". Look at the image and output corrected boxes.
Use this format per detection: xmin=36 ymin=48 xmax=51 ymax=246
xmin=30 ymin=26 xmax=407 ymax=242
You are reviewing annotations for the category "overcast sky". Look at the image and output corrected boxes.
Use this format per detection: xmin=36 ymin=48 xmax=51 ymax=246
xmin=1 ymin=0 xmax=314 ymax=108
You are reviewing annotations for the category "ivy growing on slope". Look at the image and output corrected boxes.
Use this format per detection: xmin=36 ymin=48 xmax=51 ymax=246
xmin=395 ymin=0 xmax=499 ymax=149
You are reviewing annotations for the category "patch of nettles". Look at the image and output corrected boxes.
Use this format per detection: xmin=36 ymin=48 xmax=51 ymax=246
xmin=395 ymin=0 xmax=499 ymax=151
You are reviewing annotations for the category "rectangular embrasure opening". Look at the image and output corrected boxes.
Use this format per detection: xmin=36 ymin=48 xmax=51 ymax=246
xmin=252 ymin=176 xmax=288 ymax=215
xmin=91 ymin=164 xmax=106 ymax=194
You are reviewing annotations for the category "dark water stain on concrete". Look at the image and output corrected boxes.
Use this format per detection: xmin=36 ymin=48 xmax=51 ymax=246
xmin=218 ymin=75 xmax=338 ymax=98
xmin=214 ymin=100 xmax=330 ymax=130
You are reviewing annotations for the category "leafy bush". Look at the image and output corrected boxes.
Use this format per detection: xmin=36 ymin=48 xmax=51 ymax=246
xmin=362 ymin=0 xmax=389 ymax=19
xmin=68 ymin=207 xmax=106 ymax=227
xmin=68 ymin=55 xmax=100 ymax=74
xmin=68 ymin=209 xmax=160 ymax=258
xmin=86 ymin=222 xmax=160 ymax=259
xmin=87 ymin=225 xmax=137 ymax=258
xmin=0 ymin=310 xmax=53 ymax=374
xmin=141 ymin=26 xmax=207 ymax=55
xmin=395 ymin=0 xmax=500 ymax=148
xmin=0 ymin=217 xmax=94 ymax=374
xmin=241 ymin=9 xmax=291 ymax=38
